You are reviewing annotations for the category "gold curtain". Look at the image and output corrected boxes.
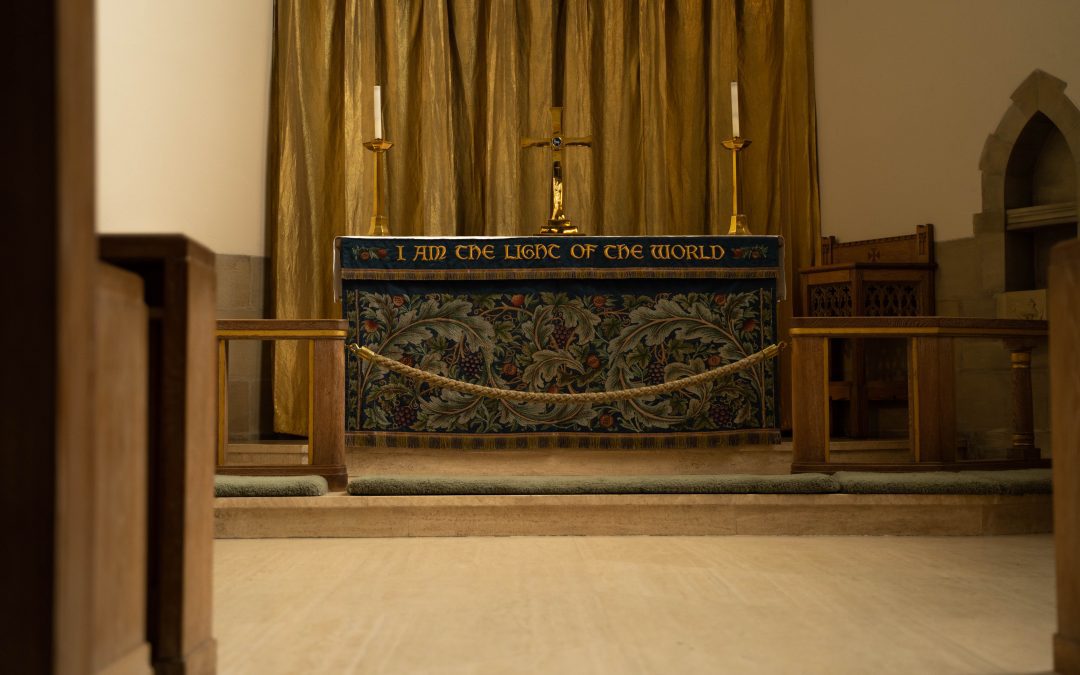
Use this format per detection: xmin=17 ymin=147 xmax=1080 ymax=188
xmin=270 ymin=0 xmax=820 ymax=434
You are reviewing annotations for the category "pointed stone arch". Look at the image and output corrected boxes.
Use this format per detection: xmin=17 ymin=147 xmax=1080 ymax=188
xmin=977 ymin=69 xmax=1080 ymax=235
xmin=972 ymin=70 xmax=1080 ymax=296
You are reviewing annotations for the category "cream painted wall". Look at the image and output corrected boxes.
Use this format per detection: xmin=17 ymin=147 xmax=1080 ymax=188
xmin=813 ymin=0 xmax=1080 ymax=243
xmin=96 ymin=0 xmax=273 ymax=257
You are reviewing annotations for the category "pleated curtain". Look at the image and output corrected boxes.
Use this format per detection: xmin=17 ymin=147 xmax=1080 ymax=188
xmin=269 ymin=0 xmax=820 ymax=434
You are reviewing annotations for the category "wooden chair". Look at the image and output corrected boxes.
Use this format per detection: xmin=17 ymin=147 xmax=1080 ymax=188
xmin=799 ymin=224 xmax=936 ymax=438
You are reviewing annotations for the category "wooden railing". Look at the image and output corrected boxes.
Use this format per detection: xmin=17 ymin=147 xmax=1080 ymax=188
xmin=789 ymin=317 xmax=1050 ymax=472
xmin=215 ymin=320 xmax=348 ymax=490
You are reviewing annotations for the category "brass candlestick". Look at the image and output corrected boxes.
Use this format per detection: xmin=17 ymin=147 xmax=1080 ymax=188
xmin=363 ymin=138 xmax=393 ymax=236
xmin=722 ymin=137 xmax=752 ymax=235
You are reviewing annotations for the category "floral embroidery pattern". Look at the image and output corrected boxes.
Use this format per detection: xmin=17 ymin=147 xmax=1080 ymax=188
xmin=345 ymin=289 xmax=775 ymax=434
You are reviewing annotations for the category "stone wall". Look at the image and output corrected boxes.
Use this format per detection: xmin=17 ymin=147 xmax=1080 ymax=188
xmin=935 ymin=237 xmax=1050 ymax=458
xmin=216 ymin=254 xmax=272 ymax=440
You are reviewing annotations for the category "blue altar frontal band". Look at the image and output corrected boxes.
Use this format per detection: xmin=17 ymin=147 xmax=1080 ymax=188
xmin=337 ymin=236 xmax=783 ymax=450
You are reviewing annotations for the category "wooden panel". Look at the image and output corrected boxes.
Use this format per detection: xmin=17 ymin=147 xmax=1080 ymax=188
xmin=791 ymin=337 xmax=829 ymax=466
xmin=93 ymin=264 xmax=152 ymax=675
xmin=0 ymin=0 xmax=96 ymax=670
xmin=1051 ymin=238 xmax=1080 ymax=674
xmin=820 ymin=224 xmax=934 ymax=265
xmin=908 ymin=337 xmax=956 ymax=463
xmin=99 ymin=235 xmax=218 ymax=675
xmin=311 ymin=337 xmax=348 ymax=490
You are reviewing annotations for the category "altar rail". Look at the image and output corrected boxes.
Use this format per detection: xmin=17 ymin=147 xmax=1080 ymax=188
xmin=215 ymin=320 xmax=348 ymax=490
xmin=789 ymin=317 xmax=1050 ymax=473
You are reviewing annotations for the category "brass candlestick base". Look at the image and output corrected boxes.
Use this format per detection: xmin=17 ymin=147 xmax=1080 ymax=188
xmin=363 ymin=138 xmax=393 ymax=236
xmin=722 ymin=137 xmax=752 ymax=235
xmin=728 ymin=214 xmax=751 ymax=236
xmin=539 ymin=219 xmax=581 ymax=236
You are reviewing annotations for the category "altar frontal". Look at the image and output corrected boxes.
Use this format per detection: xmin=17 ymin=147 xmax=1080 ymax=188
xmin=338 ymin=235 xmax=783 ymax=449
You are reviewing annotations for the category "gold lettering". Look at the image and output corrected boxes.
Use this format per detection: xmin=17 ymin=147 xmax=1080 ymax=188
xmin=601 ymin=243 xmax=646 ymax=260
xmin=504 ymin=243 xmax=561 ymax=261
xmin=570 ymin=243 xmax=597 ymax=259
xmin=453 ymin=244 xmax=495 ymax=261
xmin=412 ymin=245 xmax=447 ymax=262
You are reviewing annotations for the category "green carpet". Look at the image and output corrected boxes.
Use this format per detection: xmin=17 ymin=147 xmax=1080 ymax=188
xmin=215 ymin=474 xmax=328 ymax=498
xmin=346 ymin=469 xmax=1053 ymax=497
xmin=347 ymin=473 xmax=842 ymax=496
xmin=833 ymin=469 xmax=1052 ymax=495
xmin=958 ymin=469 xmax=1053 ymax=495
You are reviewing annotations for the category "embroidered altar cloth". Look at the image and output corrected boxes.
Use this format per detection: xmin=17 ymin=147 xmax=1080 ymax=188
xmin=337 ymin=236 xmax=783 ymax=449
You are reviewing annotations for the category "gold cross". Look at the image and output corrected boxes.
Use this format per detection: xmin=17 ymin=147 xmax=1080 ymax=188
xmin=521 ymin=107 xmax=592 ymax=235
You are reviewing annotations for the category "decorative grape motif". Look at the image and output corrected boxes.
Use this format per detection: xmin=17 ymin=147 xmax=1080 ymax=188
xmin=457 ymin=349 xmax=484 ymax=379
xmin=708 ymin=403 xmax=736 ymax=428
xmin=391 ymin=403 xmax=419 ymax=428
xmin=551 ymin=318 xmax=573 ymax=349
xmin=644 ymin=360 xmax=667 ymax=385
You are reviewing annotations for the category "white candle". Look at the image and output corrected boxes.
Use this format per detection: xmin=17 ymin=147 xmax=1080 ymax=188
xmin=730 ymin=81 xmax=740 ymax=138
xmin=373 ymin=85 xmax=383 ymax=138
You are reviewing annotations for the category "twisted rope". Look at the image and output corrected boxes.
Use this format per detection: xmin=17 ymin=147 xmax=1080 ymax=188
xmin=348 ymin=342 xmax=784 ymax=404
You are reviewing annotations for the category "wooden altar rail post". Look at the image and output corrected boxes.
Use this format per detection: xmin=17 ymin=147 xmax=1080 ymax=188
xmin=215 ymin=320 xmax=348 ymax=491
xmin=1050 ymin=239 xmax=1080 ymax=674
xmin=789 ymin=317 xmax=1050 ymax=473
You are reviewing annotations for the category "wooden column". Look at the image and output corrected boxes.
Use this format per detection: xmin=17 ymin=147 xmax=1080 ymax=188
xmin=1051 ymin=239 xmax=1080 ymax=674
xmin=907 ymin=336 xmax=957 ymax=464
xmin=1005 ymin=340 xmax=1038 ymax=460
xmin=100 ymin=235 xmax=218 ymax=675
xmin=311 ymin=336 xmax=346 ymax=483
xmin=791 ymin=335 xmax=830 ymax=471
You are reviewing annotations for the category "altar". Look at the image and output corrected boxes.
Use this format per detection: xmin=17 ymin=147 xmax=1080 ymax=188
xmin=337 ymin=235 xmax=784 ymax=450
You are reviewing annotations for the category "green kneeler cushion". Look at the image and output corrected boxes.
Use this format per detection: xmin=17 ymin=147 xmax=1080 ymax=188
xmin=215 ymin=474 xmax=328 ymax=498
xmin=834 ymin=469 xmax=1052 ymax=495
xmin=347 ymin=473 xmax=842 ymax=496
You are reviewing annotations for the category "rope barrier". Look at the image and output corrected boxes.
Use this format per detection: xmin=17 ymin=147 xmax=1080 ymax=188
xmin=348 ymin=342 xmax=784 ymax=404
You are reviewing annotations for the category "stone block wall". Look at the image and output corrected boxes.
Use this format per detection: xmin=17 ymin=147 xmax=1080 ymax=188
xmin=215 ymin=254 xmax=272 ymax=440
xmin=935 ymin=238 xmax=1051 ymax=458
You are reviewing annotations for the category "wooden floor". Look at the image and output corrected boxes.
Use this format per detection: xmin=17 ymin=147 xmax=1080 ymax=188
xmin=214 ymin=535 xmax=1055 ymax=674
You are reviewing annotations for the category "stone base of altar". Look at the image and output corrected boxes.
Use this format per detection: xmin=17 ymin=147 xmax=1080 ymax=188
xmin=214 ymin=491 xmax=1051 ymax=538
xmin=345 ymin=439 xmax=912 ymax=477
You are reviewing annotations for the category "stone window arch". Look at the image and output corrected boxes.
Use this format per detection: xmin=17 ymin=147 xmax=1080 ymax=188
xmin=978 ymin=70 xmax=1080 ymax=292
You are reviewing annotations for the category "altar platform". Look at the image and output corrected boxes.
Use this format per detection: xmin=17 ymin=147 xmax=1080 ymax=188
xmin=214 ymin=474 xmax=1052 ymax=539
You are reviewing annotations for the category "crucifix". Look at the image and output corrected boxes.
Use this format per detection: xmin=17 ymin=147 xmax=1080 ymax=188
xmin=521 ymin=108 xmax=591 ymax=235
xmin=521 ymin=0 xmax=592 ymax=236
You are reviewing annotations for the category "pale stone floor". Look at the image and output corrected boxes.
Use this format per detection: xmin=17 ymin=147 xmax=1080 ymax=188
xmin=214 ymin=535 xmax=1055 ymax=674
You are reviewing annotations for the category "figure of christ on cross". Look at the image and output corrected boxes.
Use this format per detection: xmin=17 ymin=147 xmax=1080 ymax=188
xmin=521 ymin=107 xmax=592 ymax=235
